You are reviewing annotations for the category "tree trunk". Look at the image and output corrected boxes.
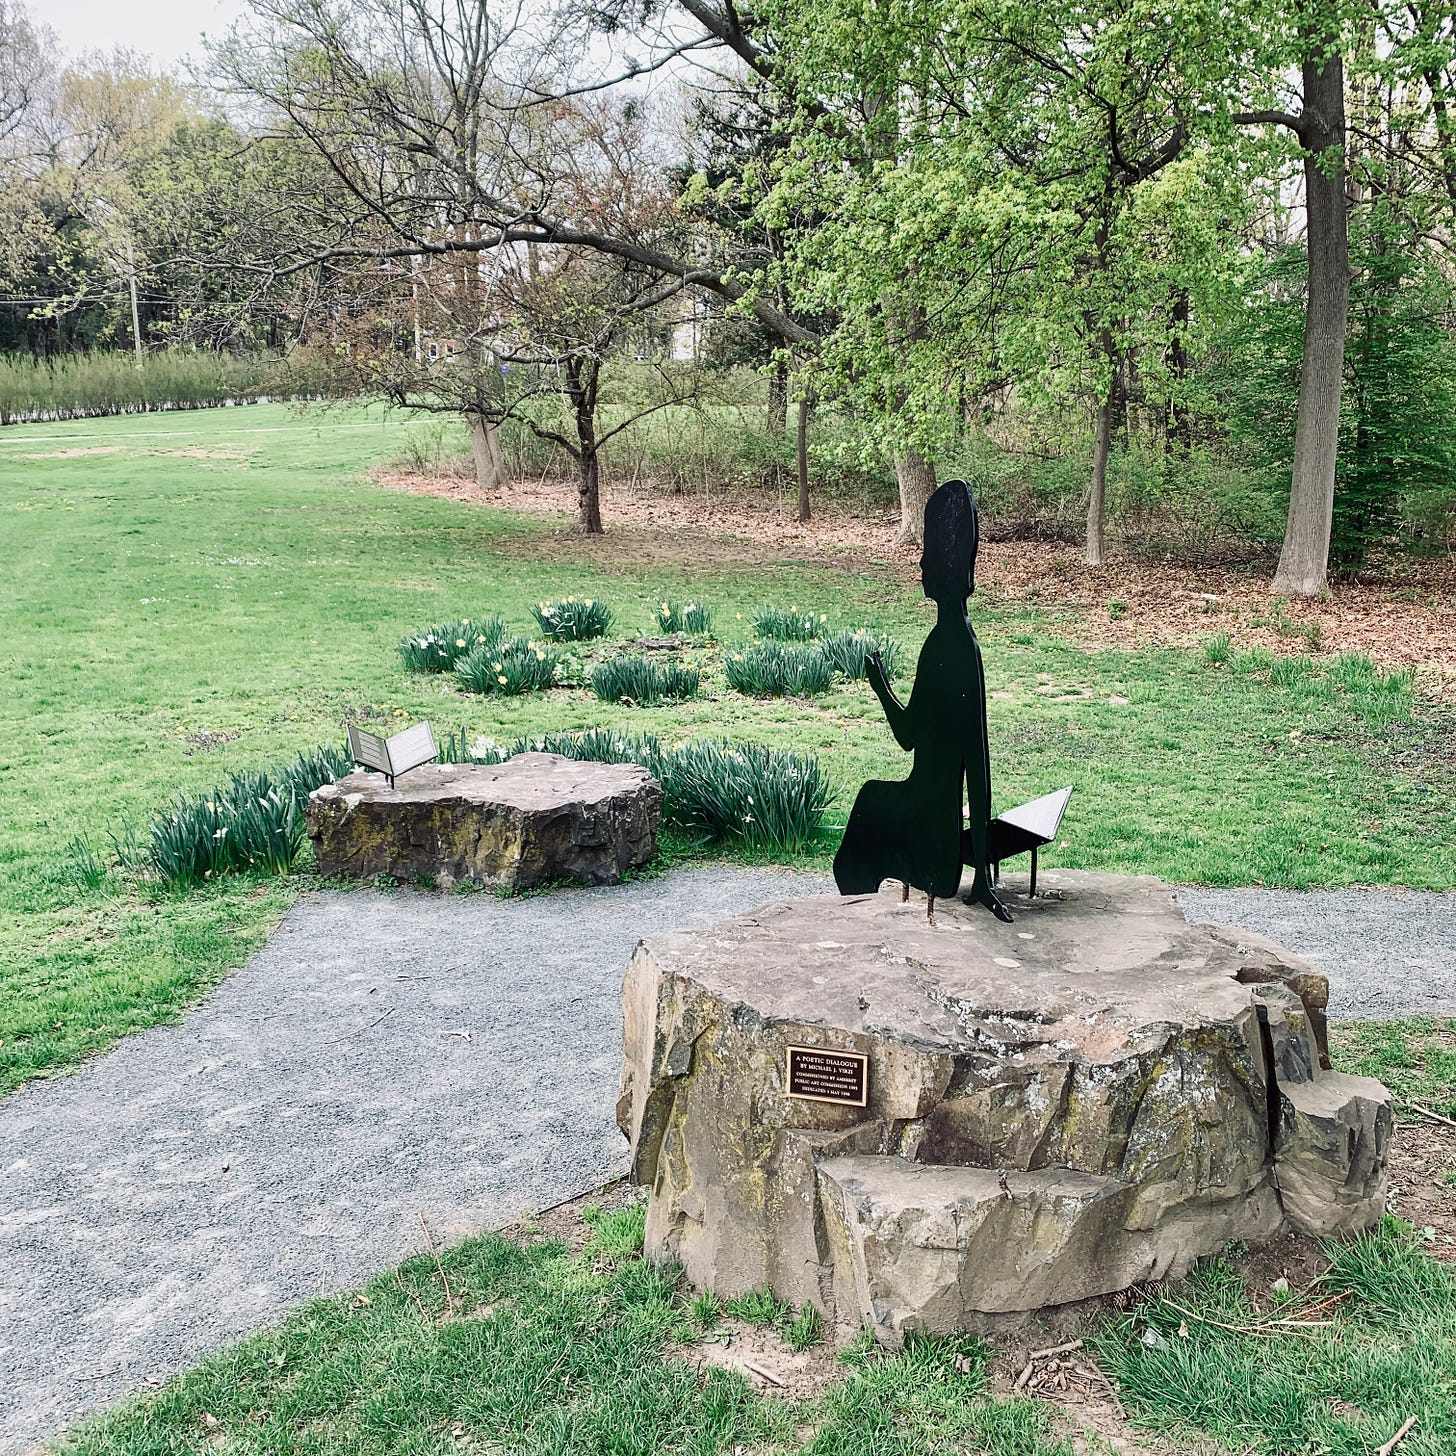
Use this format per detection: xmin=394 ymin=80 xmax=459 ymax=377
xmin=1168 ymin=290 xmax=1191 ymax=453
xmin=893 ymin=446 xmax=937 ymax=545
xmin=768 ymin=359 xmax=789 ymax=436
xmin=1086 ymin=387 xmax=1113 ymax=567
xmin=577 ymin=447 xmax=603 ymax=534
xmin=1085 ymin=328 xmax=1119 ymax=567
xmin=1273 ymin=46 xmax=1350 ymax=598
xmin=796 ymin=396 xmax=811 ymax=522
xmin=561 ymin=356 xmax=604 ymax=534
xmin=465 ymin=411 xmax=503 ymax=490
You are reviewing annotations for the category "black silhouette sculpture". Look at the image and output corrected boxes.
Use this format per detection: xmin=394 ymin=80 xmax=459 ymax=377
xmin=834 ymin=479 xmax=1014 ymax=922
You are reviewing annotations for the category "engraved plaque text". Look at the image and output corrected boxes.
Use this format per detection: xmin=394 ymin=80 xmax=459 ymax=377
xmin=785 ymin=1045 xmax=868 ymax=1107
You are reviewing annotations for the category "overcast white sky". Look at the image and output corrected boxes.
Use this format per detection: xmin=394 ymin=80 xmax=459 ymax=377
xmin=41 ymin=0 xmax=248 ymax=69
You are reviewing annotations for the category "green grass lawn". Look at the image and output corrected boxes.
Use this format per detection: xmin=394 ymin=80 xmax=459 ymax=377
xmin=2 ymin=401 xmax=1454 ymax=1096
xmin=54 ymin=1194 xmax=1455 ymax=1456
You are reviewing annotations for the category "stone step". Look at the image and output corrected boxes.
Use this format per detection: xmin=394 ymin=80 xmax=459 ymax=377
xmin=1275 ymin=1072 xmax=1393 ymax=1237
xmin=816 ymin=1153 xmax=1278 ymax=1343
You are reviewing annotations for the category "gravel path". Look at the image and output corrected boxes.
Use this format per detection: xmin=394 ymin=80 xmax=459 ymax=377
xmin=3 ymin=868 xmax=1450 ymax=1451
xmin=1178 ymin=886 xmax=1456 ymax=1019
xmin=0 ymin=867 xmax=829 ymax=1455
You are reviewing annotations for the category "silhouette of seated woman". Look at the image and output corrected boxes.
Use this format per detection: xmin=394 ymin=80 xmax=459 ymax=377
xmin=833 ymin=479 xmax=1013 ymax=922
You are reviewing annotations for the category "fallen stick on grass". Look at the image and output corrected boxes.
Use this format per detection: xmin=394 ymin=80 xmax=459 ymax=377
xmin=1162 ymin=1298 xmax=1332 ymax=1338
xmin=1408 ymin=1101 xmax=1456 ymax=1128
xmin=742 ymin=1359 xmax=785 ymax=1387
xmin=1375 ymin=1414 xmax=1417 ymax=1456
xmin=1014 ymin=1337 xmax=1083 ymax=1388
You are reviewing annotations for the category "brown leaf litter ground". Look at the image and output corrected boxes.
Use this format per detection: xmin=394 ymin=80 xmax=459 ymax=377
xmin=375 ymin=470 xmax=1456 ymax=695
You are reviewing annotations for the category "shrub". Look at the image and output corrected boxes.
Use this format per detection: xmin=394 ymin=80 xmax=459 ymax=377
xmin=0 ymin=348 xmax=272 ymax=425
xmin=653 ymin=599 xmax=713 ymax=635
xmin=455 ymin=638 xmax=560 ymax=695
xmin=753 ymin=604 xmax=828 ymax=640
xmin=590 ymin=655 xmax=700 ymax=705
xmin=149 ymin=776 xmax=296 ymax=886
xmin=820 ymin=627 xmax=903 ymax=680
xmin=724 ymin=640 xmax=833 ymax=697
xmin=399 ymin=616 xmax=504 ymax=673
xmin=278 ymin=743 xmax=354 ymax=797
xmin=1202 ymin=632 xmax=1232 ymax=666
xmin=532 ymin=595 xmax=612 ymax=641
xmin=663 ymin=740 xmax=833 ymax=850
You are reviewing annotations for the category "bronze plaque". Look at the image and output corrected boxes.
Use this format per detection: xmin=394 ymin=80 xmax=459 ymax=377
xmin=785 ymin=1045 xmax=868 ymax=1107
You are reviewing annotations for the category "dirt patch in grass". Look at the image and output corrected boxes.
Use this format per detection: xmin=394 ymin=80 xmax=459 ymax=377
xmin=1389 ymin=1118 xmax=1456 ymax=1256
xmin=986 ymin=1327 xmax=1224 ymax=1456
xmin=374 ymin=469 xmax=906 ymax=574
xmin=377 ymin=470 xmax=1456 ymax=686
xmin=24 ymin=445 xmax=124 ymax=458
xmin=681 ymin=1321 xmax=844 ymax=1400
xmin=498 ymin=1174 xmax=635 ymax=1253
xmin=184 ymin=729 xmax=242 ymax=754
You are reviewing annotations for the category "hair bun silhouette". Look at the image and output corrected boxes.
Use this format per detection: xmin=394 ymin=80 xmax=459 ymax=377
xmin=920 ymin=480 xmax=980 ymax=603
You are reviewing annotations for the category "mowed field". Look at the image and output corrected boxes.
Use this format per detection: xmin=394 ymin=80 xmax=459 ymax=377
xmin=3 ymin=402 xmax=1455 ymax=1093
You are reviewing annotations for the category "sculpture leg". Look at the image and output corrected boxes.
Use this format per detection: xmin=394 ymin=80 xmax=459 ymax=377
xmin=963 ymin=785 xmax=1013 ymax=923
xmin=901 ymin=881 xmax=910 ymax=903
xmin=1029 ymin=846 xmax=1038 ymax=898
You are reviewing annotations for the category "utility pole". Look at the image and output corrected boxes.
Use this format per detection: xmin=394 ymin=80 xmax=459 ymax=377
xmin=126 ymin=235 xmax=143 ymax=364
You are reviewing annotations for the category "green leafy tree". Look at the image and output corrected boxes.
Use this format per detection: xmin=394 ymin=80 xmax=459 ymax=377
xmin=754 ymin=0 xmax=1253 ymax=551
xmin=1219 ymin=218 xmax=1456 ymax=575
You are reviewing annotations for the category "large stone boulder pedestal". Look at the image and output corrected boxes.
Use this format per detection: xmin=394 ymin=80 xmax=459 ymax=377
xmin=307 ymin=753 xmax=661 ymax=890
xmin=618 ymin=872 xmax=1392 ymax=1346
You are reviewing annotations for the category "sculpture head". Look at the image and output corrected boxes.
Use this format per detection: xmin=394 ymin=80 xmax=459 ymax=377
xmin=920 ymin=479 xmax=980 ymax=604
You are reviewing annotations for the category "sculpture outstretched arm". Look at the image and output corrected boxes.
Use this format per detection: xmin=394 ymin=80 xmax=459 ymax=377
xmin=867 ymin=650 xmax=915 ymax=750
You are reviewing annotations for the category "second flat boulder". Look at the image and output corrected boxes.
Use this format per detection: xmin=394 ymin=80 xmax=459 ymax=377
xmin=307 ymin=752 xmax=662 ymax=890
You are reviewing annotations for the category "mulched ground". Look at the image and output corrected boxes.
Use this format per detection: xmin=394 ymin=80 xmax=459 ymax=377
xmin=375 ymin=470 xmax=1456 ymax=694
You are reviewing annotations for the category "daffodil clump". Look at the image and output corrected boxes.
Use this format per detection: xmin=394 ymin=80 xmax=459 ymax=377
xmin=752 ymin=603 xmax=828 ymax=641
xmin=665 ymin=739 xmax=832 ymax=851
xmin=399 ymin=616 xmax=505 ymax=673
xmin=531 ymin=595 xmax=613 ymax=642
xmin=454 ymin=636 xmax=562 ymax=696
xmin=145 ymin=745 xmax=353 ymax=887
xmin=724 ymin=639 xmax=833 ymax=697
xmin=652 ymin=599 xmax=713 ymax=636
xmin=477 ymin=731 xmax=831 ymax=852
xmin=819 ymin=627 xmax=903 ymax=680
xmin=590 ymin=654 xmax=701 ymax=706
